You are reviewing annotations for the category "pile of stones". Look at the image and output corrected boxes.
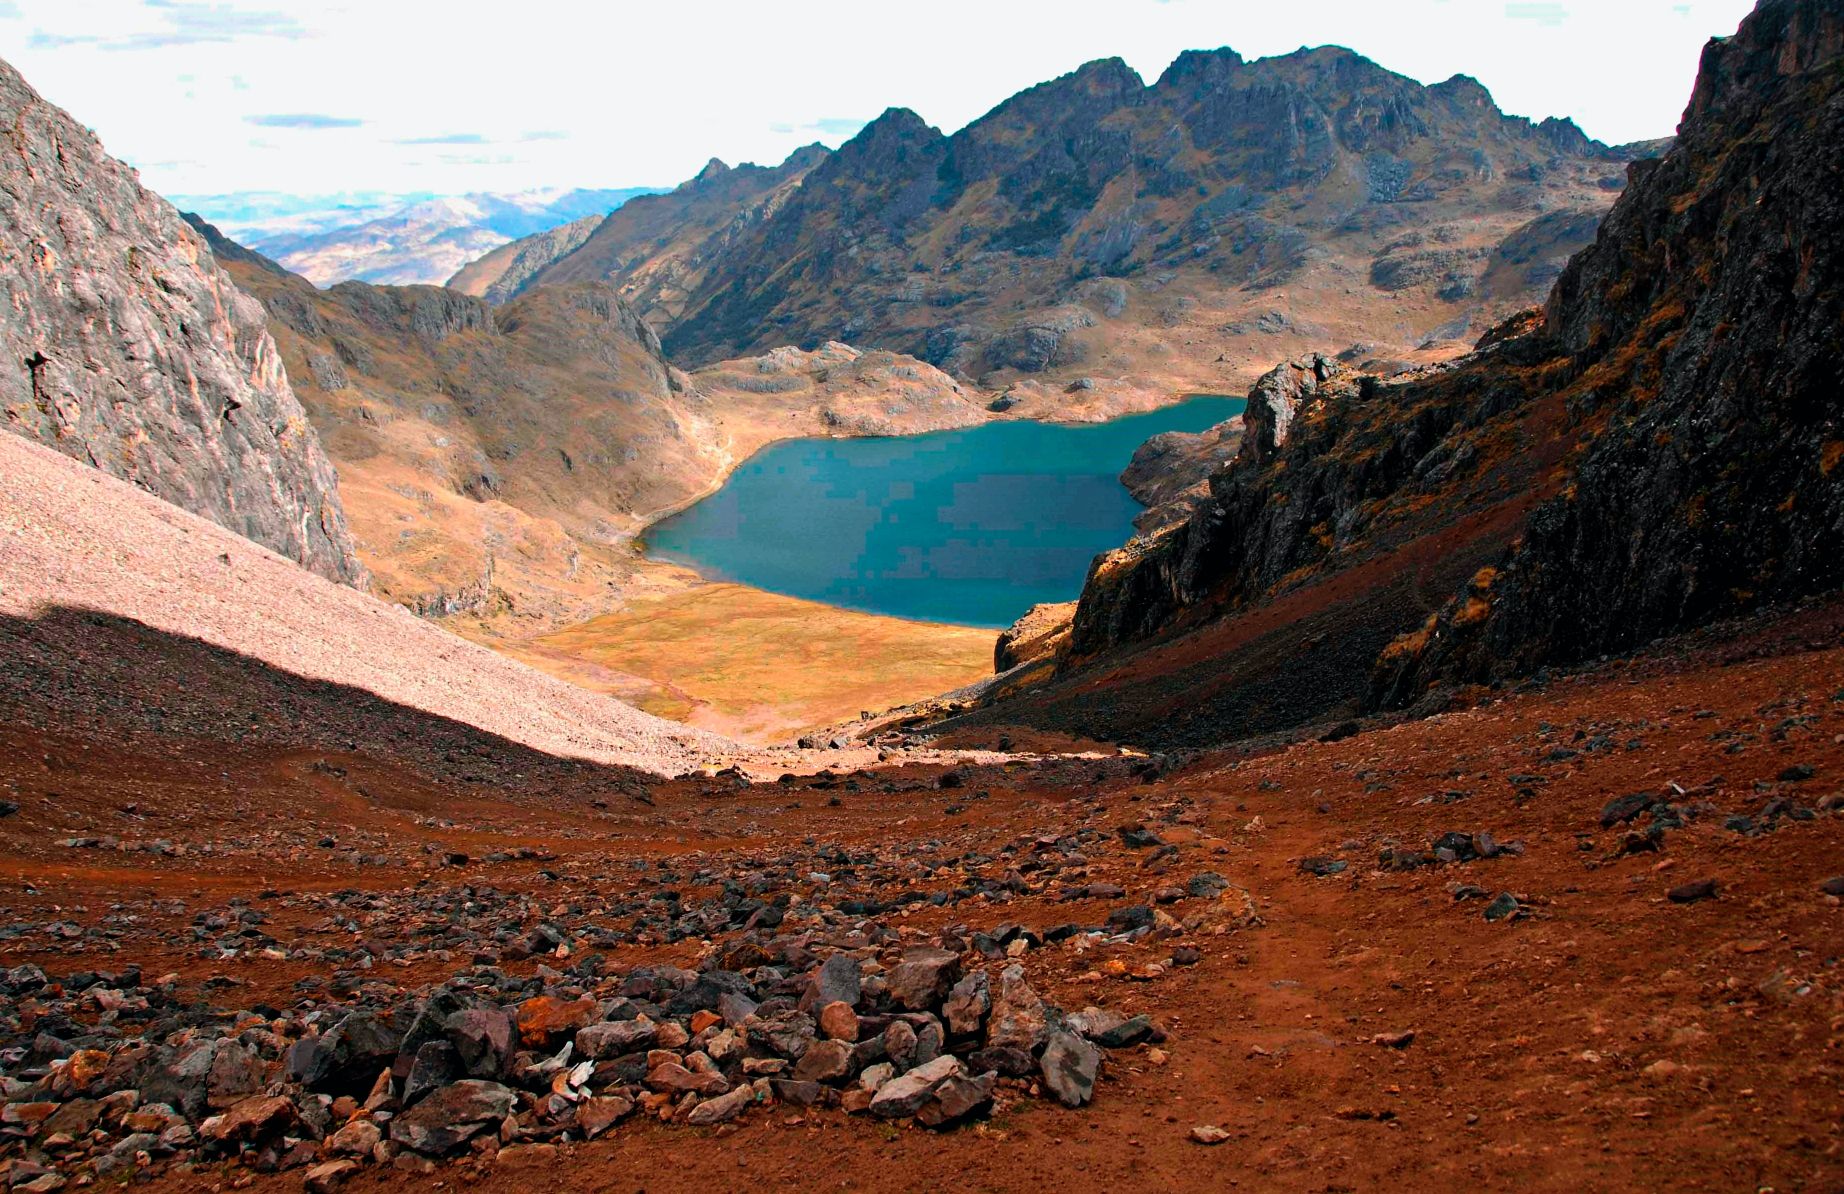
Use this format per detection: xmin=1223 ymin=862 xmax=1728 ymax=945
xmin=0 ymin=922 xmax=1168 ymax=1188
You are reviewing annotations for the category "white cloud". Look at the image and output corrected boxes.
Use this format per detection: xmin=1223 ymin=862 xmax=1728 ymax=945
xmin=2 ymin=0 xmax=1759 ymax=196
xmin=1505 ymin=2 xmax=1569 ymax=27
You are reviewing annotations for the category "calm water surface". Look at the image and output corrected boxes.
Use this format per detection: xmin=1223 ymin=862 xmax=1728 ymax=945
xmin=644 ymin=396 xmax=1245 ymax=628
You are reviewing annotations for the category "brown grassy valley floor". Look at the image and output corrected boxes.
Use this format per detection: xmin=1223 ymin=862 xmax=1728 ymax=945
xmin=500 ymin=582 xmax=996 ymax=744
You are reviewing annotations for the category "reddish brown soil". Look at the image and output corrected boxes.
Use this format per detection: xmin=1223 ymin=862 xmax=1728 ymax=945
xmin=4 ymin=597 xmax=1841 ymax=1191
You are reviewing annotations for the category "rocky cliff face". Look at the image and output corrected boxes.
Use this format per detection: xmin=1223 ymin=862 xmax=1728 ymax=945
xmin=1375 ymin=0 xmax=1844 ymax=702
xmin=991 ymin=0 xmax=1844 ymax=747
xmin=0 ymin=59 xmax=363 ymax=586
xmin=572 ymin=48 xmax=1644 ymax=409
xmin=1064 ymin=338 xmax=1557 ymax=667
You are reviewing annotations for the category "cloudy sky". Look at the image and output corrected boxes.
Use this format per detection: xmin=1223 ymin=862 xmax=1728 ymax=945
xmin=1 ymin=0 xmax=1757 ymax=198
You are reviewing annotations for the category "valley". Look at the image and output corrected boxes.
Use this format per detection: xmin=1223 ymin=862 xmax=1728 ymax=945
xmin=505 ymin=582 xmax=995 ymax=744
xmin=643 ymin=397 xmax=1246 ymax=628
xmin=1 ymin=1 xmax=1842 ymax=1190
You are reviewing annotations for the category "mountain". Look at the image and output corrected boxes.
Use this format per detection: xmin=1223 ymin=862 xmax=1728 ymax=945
xmin=502 ymin=49 xmax=1644 ymax=412
xmin=493 ymin=147 xmax=831 ymax=319
xmin=0 ymin=58 xmax=363 ymax=586
xmin=189 ymin=187 xmax=661 ymax=286
xmin=446 ymin=213 xmax=602 ymax=303
xmin=185 ymin=214 xmax=721 ymax=627
xmin=938 ymin=0 xmax=1844 ymax=749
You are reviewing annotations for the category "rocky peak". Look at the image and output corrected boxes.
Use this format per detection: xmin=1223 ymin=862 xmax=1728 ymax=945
xmin=0 ymin=56 xmax=363 ymax=586
xmin=836 ymin=107 xmax=947 ymax=165
xmin=1684 ymin=0 xmax=1844 ymax=130
xmin=690 ymin=157 xmax=732 ymax=186
xmin=1153 ymin=47 xmax=1247 ymax=91
xmin=988 ymin=56 xmax=1145 ymax=115
xmin=781 ymin=142 xmax=832 ymax=172
xmin=1534 ymin=115 xmax=1597 ymax=157
xmin=1429 ymin=73 xmax=1496 ymax=111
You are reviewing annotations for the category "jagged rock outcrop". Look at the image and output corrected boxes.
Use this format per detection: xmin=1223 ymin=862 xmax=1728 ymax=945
xmin=0 ymin=58 xmax=363 ymax=586
xmin=1374 ymin=0 xmax=1844 ymax=702
xmin=1241 ymin=354 xmax=1344 ymax=466
xmin=994 ymin=602 xmax=1077 ymax=672
xmin=1119 ymin=420 xmax=1244 ymax=533
xmin=1063 ymin=343 xmax=1551 ymax=663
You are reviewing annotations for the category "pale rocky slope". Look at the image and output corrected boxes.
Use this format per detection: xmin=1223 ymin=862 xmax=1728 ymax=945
xmin=448 ymin=214 xmax=602 ymax=304
xmin=0 ymin=58 xmax=363 ymax=585
xmin=0 ymin=430 xmax=734 ymax=774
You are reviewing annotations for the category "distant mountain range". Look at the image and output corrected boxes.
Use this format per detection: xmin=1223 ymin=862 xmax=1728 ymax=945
xmin=173 ymin=187 xmax=662 ymax=286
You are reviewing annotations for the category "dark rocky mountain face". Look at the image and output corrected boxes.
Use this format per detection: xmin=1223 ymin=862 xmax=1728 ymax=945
xmin=0 ymin=59 xmax=364 ymax=587
xmin=592 ymin=47 xmax=1637 ymax=402
xmin=952 ymin=0 xmax=1844 ymax=748
xmin=1376 ymin=0 xmax=1844 ymax=701
xmin=508 ymin=147 xmax=831 ymax=323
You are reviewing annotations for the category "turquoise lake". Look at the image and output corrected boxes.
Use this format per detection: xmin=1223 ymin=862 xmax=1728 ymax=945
xmin=644 ymin=396 xmax=1246 ymax=628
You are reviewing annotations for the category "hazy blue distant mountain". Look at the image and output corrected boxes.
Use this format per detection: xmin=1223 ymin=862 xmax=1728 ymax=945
xmin=173 ymin=187 xmax=662 ymax=286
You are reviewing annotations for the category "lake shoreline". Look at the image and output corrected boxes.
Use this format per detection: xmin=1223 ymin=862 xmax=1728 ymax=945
xmin=642 ymin=395 xmax=1248 ymax=629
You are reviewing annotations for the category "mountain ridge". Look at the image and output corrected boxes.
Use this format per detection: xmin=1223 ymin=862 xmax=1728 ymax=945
xmin=476 ymin=41 xmax=1650 ymax=419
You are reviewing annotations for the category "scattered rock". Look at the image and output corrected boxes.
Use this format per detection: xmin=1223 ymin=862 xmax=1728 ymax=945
xmin=870 ymin=1055 xmax=965 ymax=1119
xmin=388 ymin=1081 xmax=516 ymax=1155
xmin=1667 ymin=879 xmax=1719 ymax=904
xmin=1483 ymin=892 xmax=1521 ymax=922
xmin=686 ymin=1084 xmax=757 ymax=1126
xmin=985 ymin=965 xmax=1048 ymax=1052
xmin=1039 ymin=1030 xmax=1102 ymax=1108
xmin=886 ymin=948 xmax=961 ymax=1011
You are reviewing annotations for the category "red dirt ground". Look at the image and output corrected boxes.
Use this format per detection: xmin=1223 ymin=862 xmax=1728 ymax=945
xmin=3 ymin=600 xmax=1842 ymax=1192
